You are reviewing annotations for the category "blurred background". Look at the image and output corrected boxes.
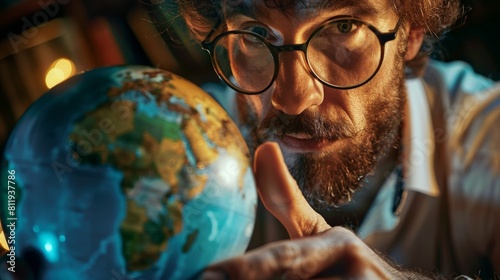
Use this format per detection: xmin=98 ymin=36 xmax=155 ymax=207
xmin=0 ymin=0 xmax=219 ymax=153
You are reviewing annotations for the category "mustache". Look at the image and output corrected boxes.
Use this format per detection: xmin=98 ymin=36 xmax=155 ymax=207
xmin=256 ymin=109 xmax=357 ymax=142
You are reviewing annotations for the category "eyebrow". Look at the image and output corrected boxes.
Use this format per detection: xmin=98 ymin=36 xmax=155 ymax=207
xmin=317 ymin=0 xmax=379 ymax=17
xmin=223 ymin=1 xmax=260 ymax=20
xmin=223 ymin=0 xmax=380 ymax=21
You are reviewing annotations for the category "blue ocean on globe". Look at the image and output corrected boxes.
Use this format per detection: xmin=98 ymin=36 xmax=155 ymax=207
xmin=0 ymin=66 xmax=257 ymax=280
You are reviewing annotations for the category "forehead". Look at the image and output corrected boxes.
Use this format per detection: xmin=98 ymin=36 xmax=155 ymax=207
xmin=223 ymin=0 xmax=393 ymax=20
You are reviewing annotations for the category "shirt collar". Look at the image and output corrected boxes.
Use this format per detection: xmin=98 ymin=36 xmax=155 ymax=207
xmin=403 ymin=78 xmax=440 ymax=196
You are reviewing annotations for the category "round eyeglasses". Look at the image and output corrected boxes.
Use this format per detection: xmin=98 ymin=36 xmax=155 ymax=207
xmin=201 ymin=17 xmax=402 ymax=95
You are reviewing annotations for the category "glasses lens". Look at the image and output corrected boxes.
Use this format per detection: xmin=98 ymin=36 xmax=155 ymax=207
xmin=307 ymin=20 xmax=382 ymax=88
xmin=213 ymin=33 xmax=275 ymax=93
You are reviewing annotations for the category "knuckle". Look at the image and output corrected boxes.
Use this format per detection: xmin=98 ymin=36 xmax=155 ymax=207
xmin=285 ymin=239 xmax=331 ymax=279
xmin=268 ymin=241 xmax=302 ymax=266
xmin=265 ymin=240 xmax=324 ymax=279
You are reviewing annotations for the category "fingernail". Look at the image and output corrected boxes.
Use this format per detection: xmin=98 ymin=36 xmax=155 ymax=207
xmin=200 ymin=270 xmax=226 ymax=280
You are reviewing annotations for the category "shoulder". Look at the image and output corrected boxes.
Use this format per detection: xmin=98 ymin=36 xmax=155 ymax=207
xmin=428 ymin=60 xmax=500 ymax=195
xmin=424 ymin=60 xmax=493 ymax=102
xmin=448 ymin=83 xmax=500 ymax=181
xmin=419 ymin=59 xmax=499 ymax=178
xmin=445 ymin=65 xmax=500 ymax=175
xmin=421 ymin=60 xmax=498 ymax=161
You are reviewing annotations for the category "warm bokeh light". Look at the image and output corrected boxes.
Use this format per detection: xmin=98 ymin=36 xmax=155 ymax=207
xmin=45 ymin=68 xmax=65 ymax=89
xmin=54 ymin=58 xmax=74 ymax=77
xmin=45 ymin=58 xmax=76 ymax=89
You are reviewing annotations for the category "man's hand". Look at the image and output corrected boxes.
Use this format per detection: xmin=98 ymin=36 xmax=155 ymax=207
xmin=201 ymin=142 xmax=408 ymax=280
xmin=252 ymin=142 xmax=330 ymax=239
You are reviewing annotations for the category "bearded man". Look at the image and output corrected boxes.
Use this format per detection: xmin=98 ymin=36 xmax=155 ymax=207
xmin=151 ymin=0 xmax=500 ymax=278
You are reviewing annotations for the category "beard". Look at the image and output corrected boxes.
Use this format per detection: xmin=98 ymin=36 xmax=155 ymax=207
xmin=238 ymin=46 xmax=407 ymax=209
xmin=288 ymin=91 xmax=404 ymax=208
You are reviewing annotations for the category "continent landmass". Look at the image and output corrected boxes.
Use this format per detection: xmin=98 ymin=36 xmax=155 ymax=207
xmin=68 ymin=69 xmax=250 ymax=271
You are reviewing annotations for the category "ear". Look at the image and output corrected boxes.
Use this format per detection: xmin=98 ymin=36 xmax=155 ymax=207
xmin=405 ymin=27 xmax=425 ymax=61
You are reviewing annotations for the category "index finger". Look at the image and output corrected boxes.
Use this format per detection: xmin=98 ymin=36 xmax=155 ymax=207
xmin=254 ymin=142 xmax=330 ymax=238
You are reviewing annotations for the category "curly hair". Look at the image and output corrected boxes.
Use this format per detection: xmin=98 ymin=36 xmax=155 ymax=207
xmin=149 ymin=0 xmax=463 ymax=77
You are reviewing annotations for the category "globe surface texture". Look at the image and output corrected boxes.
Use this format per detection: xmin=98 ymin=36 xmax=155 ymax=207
xmin=1 ymin=65 xmax=257 ymax=280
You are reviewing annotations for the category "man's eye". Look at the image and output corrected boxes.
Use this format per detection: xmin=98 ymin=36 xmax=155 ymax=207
xmin=246 ymin=26 xmax=269 ymax=38
xmin=335 ymin=22 xmax=354 ymax=33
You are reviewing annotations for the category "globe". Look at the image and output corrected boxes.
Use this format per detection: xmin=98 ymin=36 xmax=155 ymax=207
xmin=0 ymin=66 xmax=257 ymax=279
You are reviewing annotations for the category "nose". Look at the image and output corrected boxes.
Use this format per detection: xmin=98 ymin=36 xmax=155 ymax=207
xmin=271 ymin=51 xmax=324 ymax=115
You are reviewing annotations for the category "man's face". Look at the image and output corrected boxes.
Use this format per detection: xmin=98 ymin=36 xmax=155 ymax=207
xmin=226 ymin=0 xmax=408 ymax=207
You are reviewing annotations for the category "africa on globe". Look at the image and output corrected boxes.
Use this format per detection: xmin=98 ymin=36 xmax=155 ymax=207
xmin=0 ymin=66 xmax=257 ymax=279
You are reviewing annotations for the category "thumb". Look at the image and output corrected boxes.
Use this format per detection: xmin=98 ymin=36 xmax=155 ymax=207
xmin=253 ymin=142 xmax=330 ymax=239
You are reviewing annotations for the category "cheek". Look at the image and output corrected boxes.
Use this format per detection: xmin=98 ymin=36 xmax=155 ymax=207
xmin=321 ymin=87 xmax=370 ymax=130
xmin=348 ymin=95 xmax=369 ymax=128
xmin=345 ymin=93 xmax=371 ymax=132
